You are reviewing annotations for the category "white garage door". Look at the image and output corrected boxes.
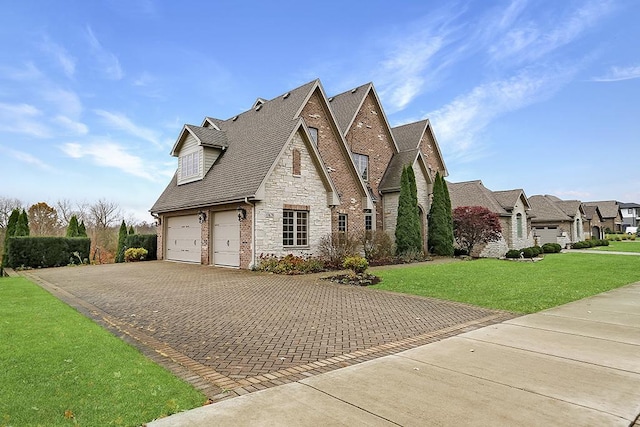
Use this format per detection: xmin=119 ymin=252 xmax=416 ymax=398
xmin=166 ymin=215 xmax=201 ymax=263
xmin=214 ymin=211 xmax=240 ymax=267
xmin=534 ymin=227 xmax=558 ymax=245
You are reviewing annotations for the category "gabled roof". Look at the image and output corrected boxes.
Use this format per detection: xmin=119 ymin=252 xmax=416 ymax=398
xmin=329 ymin=82 xmax=399 ymax=152
xmin=554 ymin=200 xmax=584 ymax=218
xmin=493 ymin=189 xmax=530 ymax=211
xmin=378 ymin=150 xmax=420 ymax=193
xmin=528 ymin=195 xmax=573 ymax=223
xmin=583 ymin=200 xmax=621 ymax=219
xmin=447 ymin=180 xmax=510 ymax=216
xmin=582 ymin=204 xmax=603 ymax=221
xmin=151 ymin=79 xmax=335 ymax=213
xmin=170 ymin=124 xmax=229 ymax=156
xmin=391 ymin=119 xmax=448 ymax=177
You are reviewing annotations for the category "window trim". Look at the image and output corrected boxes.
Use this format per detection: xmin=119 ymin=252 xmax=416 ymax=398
xmin=283 ymin=209 xmax=309 ymax=247
xmin=352 ymin=153 xmax=369 ymax=181
xmin=365 ymin=212 xmax=373 ymax=231
xmin=338 ymin=213 xmax=347 ymax=233
xmin=516 ymin=213 xmax=523 ymax=239
xmin=308 ymin=127 xmax=318 ymax=144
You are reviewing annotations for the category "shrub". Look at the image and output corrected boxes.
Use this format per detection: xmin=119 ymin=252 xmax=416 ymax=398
xmin=505 ymin=249 xmax=521 ymax=258
xmin=124 ymin=234 xmax=157 ymax=260
xmin=5 ymin=237 xmax=90 ymax=268
xmin=398 ymin=248 xmax=426 ymax=263
xmin=361 ymin=230 xmax=395 ymax=264
xmin=521 ymin=247 xmax=535 ymax=258
xmin=124 ymin=247 xmax=148 ymax=262
xmin=541 ymin=243 xmax=562 ymax=253
xmin=256 ymin=253 xmax=324 ymax=274
xmin=531 ymin=246 xmax=543 ymax=256
xmin=343 ymin=256 xmax=369 ymax=275
xmin=317 ymin=232 xmax=360 ymax=269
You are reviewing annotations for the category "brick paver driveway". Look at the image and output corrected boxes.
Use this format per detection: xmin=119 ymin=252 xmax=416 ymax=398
xmin=24 ymin=261 xmax=515 ymax=400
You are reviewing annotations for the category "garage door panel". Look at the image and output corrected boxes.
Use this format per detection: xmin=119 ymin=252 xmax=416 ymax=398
xmin=214 ymin=211 xmax=240 ymax=267
xmin=534 ymin=227 xmax=558 ymax=245
xmin=166 ymin=215 xmax=201 ymax=263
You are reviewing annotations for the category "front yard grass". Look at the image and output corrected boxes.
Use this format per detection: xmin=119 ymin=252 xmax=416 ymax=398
xmin=373 ymin=253 xmax=640 ymax=314
xmin=588 ymin=240 xmax=640 ymax=253
xmin=0 ymin=277 xmax=206 ymax=427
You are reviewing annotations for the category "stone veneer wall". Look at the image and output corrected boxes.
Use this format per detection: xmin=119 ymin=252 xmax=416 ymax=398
xmin=254 ymin=131 xmax=332 ymax=260
xmin=302 ymin=90 xmax=365 ymax=234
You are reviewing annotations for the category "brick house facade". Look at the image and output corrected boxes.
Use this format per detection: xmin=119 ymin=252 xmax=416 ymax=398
xmin=151 ymin=79 xmax=447 ymax=268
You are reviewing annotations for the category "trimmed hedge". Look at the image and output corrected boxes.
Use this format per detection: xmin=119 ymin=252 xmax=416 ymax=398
xmin=124 ymin=234 xmax=157 ymax=261
xmin=541 ymin=243 xmax=562 ymax=253
xmin=6 ymin=237 xmax=90 ymax=268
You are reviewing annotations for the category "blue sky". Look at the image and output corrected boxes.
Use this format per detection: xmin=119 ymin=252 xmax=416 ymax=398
xmin=1 ymin=0 xmax=638 ymax=222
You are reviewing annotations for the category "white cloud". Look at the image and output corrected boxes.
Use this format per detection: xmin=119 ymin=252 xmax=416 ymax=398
xmin=428 ymin=67 xmax=576 ymax=161
xmin=40 ymin=36 xmax=76 ymax=78
xmin=86 ymin=26 xmax=124 ymax=80
xmin=94 ymin=109 xmax=163 ymax=148
xmin=0 ymin=145 xmax=53 ymax=170
xmin=488 ymin=0 xmax=615 ymax=63
xmin=61 ymin=141 xmax=154 ymax=181
xmin=0 ymin=62 xmax=43 ymax=81
xmin=592 ymin=65 xmax=640 ymax=82
xmin=0 ymin=102 xmax=50 ymax=138
xmin=54 ymin=115 xmax=89 ymax=135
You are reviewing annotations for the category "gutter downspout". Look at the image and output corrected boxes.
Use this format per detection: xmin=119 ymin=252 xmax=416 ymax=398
xmin=245 ymin=197 xmax=256 ymax=269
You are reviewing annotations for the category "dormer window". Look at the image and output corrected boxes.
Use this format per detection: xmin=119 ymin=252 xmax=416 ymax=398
xmin=180 ymin=150 xmax=201 ymax=180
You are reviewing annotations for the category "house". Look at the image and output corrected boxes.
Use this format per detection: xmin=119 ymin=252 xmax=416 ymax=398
xmin=619 ymin=202 xmax=640 ymax=230
xmin=583 ymin=201 xmax=623 ymax=233
xmin=150 ymin=79 xmax=447 ymax=268
xmin=582 ymin=204 xmax=605 ymax=239
xmin=529 ymin=195 xmax=585 ymax=246
xmin=447 ymin=180 xmax=533 ymax=257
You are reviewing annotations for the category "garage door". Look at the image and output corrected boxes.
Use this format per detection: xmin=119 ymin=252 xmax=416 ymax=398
xmin=166 ymin=215 xmax=201 ymax=263
xmin=213 ymin=211 xmax=240 ymax=267
xmin=534 ymin=227 xmax=558 ymax=245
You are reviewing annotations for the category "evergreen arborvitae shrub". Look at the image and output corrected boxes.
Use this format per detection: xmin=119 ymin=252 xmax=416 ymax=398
xmin=2 ymin=208 xmax=20 ymax=267
xmin=395 ymin=166 xmax=422 ymax=256
xmin=6 ymin=237 xmax=90 ymax=268
xmin=115 ymin=220 xmax=127 ymax=263
xmin=78 ymin=221 xmax=87 ymax=237
xmin=66 ymin=215 xmax=79 ymax=237
xmin=15 ymin=210 xmax=30 ymax=237
xmin=428 ymin=172 xmax=454 ymax=256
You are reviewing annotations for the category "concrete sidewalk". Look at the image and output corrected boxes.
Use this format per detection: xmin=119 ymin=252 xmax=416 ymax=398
xmin=149 ymin=283 xmax=640 ymax=426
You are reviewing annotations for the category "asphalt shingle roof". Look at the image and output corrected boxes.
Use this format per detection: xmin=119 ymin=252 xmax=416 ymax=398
xmin=583 ymin=201 xmax=620 ymax=219
xmin=329 ymin=82 xmax=372 ymax=135
xmin=151 ymin=80 xmax=317 ymax=213
xmin=493 ymin=189 xmax=527 ymax=211
xmin=378 ymin=150 xmax=418 ymax=192
xmin=447 ymin=180 xmax=510 ymax=216
xmin=528 ymin=195 xmax=572 ymax=222
xmin=391 ymin=120 xmax=427 ymax=152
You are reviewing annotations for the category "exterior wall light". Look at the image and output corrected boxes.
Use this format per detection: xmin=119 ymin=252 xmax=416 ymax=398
xmin=237 ymin=206 xmax=247 ymax=221
xmin=198 ymin=211 xmax=207 ymax=224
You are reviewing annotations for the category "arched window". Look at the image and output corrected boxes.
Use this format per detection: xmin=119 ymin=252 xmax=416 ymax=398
xmin=516 ymin=213 xmax=523 ymax=239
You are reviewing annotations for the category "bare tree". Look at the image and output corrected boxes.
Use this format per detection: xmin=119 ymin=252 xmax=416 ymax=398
xmin=0 ymin=197 xmax=23 ymax=229
xmin=89 ymin=199 xmax=121 ymax=230
xmin=57 ymin=199 xmax=91 ymax=227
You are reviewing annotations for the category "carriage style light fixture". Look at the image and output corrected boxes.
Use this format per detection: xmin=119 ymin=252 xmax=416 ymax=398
xmin=237 ymin=206 xmax=247 ymax=221
xmin=198 ymin=211 xmax=207 ymax=224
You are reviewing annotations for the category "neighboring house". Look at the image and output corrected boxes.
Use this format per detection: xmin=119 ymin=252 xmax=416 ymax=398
xmin=582 ymin=204 xmax=605 ymax=239
xmin=529 ymin=195 xmax=585 ymax=247
xmin=619 ymin=202 xmax=640 ymax=230
xmin=151 ymin=79 xmax=447 ymax=268
xmin=583 ymin=201 xmax=623 ymax=233
xmin=447 ymin=180 xmax=533 ymax=257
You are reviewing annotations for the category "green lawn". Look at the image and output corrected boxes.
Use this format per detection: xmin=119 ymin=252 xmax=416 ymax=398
xmin=0 ymin=277 xmax=205 ymax=427
xmin=589 ymin=240 xmax=640 ymax=253
xmin=373 ymin=253 xmax=640 ymax=314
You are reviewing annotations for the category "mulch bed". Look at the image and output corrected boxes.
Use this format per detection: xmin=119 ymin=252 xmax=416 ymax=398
xmin=323 ymin=273 xmax=382 ymax=286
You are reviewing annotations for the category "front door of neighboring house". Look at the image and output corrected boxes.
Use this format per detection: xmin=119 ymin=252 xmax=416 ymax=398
xmin=213 ymin=210 xmax=240 ymax=267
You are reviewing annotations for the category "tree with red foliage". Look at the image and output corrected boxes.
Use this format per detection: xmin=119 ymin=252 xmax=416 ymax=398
xmin=453 ymin=206 xmax=502 ymax=256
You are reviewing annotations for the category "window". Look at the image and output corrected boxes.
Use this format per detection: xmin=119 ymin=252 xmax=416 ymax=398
xmin=352 ymin=153 xmax=369 ymax=181
xmin=292 ymin=148 xmax=301 ymax=176
xmin=338 ymin=213 xmax=347 ymax=233
xmin=308 ymin=127 xmax=318 ymax=144
xmin=283 ymin=210 xmax=308 ymax=246
xmin=365 ymin=213 xmax=372 ymax=231
xmin=629 ymin=209 xmax=634 ymax=214
xmin=516 ymin=213 xmax=523 ymax=238
xmin=180 ymin=151 xmax=200 ymax=179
